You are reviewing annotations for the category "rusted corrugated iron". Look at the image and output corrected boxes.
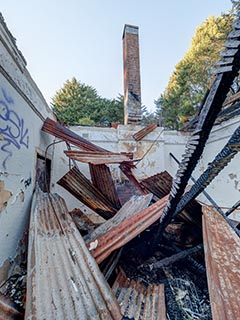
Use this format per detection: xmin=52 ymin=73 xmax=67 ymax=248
xmin=85 ymin=194 xmax=152 ymax=243
xmin=85 ymin=195 xmax=168 ymax=264
xmin=141 ymin=171 xmax=173 ymax=199
xmin=141 ymin=171 xmax=202 ymax=226
xmin=112 ymin=270 xmax=166 ymax=320
xmin=42 ymin=117 xmax=109 ymax=152
xmin=57 ymin=166 xmax=117 ymax=219
xmin=202 ymin=206 xmax=240 ymax=320
xmin=120 ymin=163 xmax=149 ymax=195
xmin=64 ymin=150 xmax=135 ymax=165
xmin=25 ymin=188 xmax=122 ymax=320
xmin=89 ymin=164 xmax=122 ymax=209
xmin=133 ymin=123 xmax=158 ymax=141
xmin=0 ymin=292 xmax=23 ymax=320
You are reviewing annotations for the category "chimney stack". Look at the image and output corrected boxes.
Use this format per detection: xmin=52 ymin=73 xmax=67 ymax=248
xmin=123 ymin=24 xmax=142 ymax=125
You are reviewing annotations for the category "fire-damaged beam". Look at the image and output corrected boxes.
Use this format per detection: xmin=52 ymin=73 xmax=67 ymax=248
xmin=57 ymin=166 xmax=118 ymax=219
xmin=25 ymin=188 xmax=122 ymax=320
xmin=155 ymin=17 xmax=240 ymax=239
xmin=112 ymin=270 xmax=166 ymax=320
xmin=42 ymin=117 xmax=109 ymax=152
xmin=169 ymin=152 xmax=223 ymax=214
xmin=133 ymin=123 xmax=158 ymax=141
xmin=85 ymin=195 xmax=168 ymax=264
xmin=202 ymin=205 xmax=240 ymax=320
xmin=173 ymin=125 xmax=240 ymax=236
xmin=140 ymin=244 xmax=203 ymax=271
xmin=89 ymin=164 xmax=122 ymax=210
xmin=64 ymin=150 xmax=135 ymax=165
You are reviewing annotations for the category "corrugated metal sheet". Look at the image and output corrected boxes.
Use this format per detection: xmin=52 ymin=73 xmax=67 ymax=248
xmin=64 ymin=150 xmax=134 ymax=165
xmin=84 ymin=194 xmax=153 ymax=243
xmin=0 ymin=292 xmax=23 ymax=320
xmin=85 ymin=195 xmax=168 ymax=264
xmin=112 ymin=270 xmax=166 ymax=320
xmin=202 ymin=206 xmax=240 ymax=320
xmin=141 ymin=171 xmax=202 ymax=226
xmin=120 ymin=163 xmax=149 ymax=195
xmin=25 ymin=188 xmax=122 ymax=320
xmin=133 ymin=124 xmax=158 ymax=141
xmin=89 ymin=164 xmax=122 ymax=209
xmin=57 ymin=166 xmax=117 ymax=219
xmin=141 ymin=171 xmax=173 ymax=199
xmin=42 ymin=117 xmax=109 ymax=152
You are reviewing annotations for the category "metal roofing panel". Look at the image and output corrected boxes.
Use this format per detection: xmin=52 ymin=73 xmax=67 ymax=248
xmin=84 ymin=194 xmax=153 ymax=243
xmin=133 ymin=124 xmax=158 ymax=141
xmin=85 ymin=195 xmax=168 ymax=264
xmin=141 ymin=171 xmax=173 ymax=199
xmin=112 ymin=270 xmax=166 ymax=320
xmin=42 ymin=117 xmax=109 ymax=152
xmin=89 ymin=164 xmax=122 ymax=209
xmin=25 ymin=188 xmax=122 ymax=320
xmin=202 ymin=206 xmax=240 ymax=320
xmin=64 ymin=150 xmax=134 ymax=165
xmin=57 ymin=166 xmax=117 ymax=219
xmin=141 ymin=171 xmax=202 ymax=226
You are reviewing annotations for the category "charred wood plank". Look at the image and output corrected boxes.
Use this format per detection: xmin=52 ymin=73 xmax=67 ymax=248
xmin=139 ymin=244 xmax=203 ymax=270
xmin=154 ymin=17 xmax=240 ymax=240
xmin=228 ymin=29 xmax=240 ymax=38
xmin=173 ymin=125 xmax=240 ymax=237
xmin=224 ymin=39 xmax=240 ymax=48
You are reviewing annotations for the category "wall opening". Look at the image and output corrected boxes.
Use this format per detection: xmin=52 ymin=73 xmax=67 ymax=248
xmin=36 ymin=154 xmax=51 ymax=192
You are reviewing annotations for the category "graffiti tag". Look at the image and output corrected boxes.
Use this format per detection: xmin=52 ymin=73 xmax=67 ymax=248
xmin=0 ymin=88 xmax=29 ymax=170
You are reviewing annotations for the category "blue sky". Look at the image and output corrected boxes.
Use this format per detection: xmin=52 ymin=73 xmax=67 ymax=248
xmin=1 ymin=1 xmax=232 ymax=112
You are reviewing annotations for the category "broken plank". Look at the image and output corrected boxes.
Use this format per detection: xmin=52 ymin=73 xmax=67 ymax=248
xmin=141 ymin=244 xmax=203 ymax=270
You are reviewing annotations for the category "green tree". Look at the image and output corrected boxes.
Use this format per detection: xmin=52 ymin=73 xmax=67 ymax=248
xmin=155 ymin=13 xmax=234 ymax=130
xmin=51 ymin=77 xmax=124 ymax=125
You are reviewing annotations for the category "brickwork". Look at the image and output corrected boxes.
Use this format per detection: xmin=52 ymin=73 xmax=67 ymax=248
xmin=123 ymin=25 xmax=142 ymax=124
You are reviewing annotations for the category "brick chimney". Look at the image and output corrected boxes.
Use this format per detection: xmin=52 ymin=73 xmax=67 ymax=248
xmin=123 ymin=24 xmax=142 ymax=125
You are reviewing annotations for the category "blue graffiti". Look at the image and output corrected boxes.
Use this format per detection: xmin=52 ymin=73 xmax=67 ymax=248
xmin=0 ymin=88 xmax=29 ymax=170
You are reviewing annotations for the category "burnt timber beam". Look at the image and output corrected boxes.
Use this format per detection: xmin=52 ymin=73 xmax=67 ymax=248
xmin=139 ymin=244 xmax=203 ymax=271
xmin=155 ymin=17 xmax=240 ymax=240
xmin=173 ymin=125 xmax=240 ymax=236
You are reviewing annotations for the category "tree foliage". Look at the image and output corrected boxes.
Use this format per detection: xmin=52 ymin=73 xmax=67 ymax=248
xmin=52 ymin=77 xmax=124 ymax=125
xmin=155 ymin=13 xmax=234 ymax=130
